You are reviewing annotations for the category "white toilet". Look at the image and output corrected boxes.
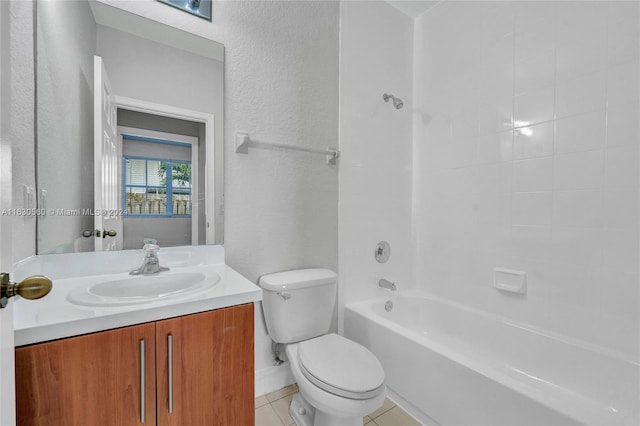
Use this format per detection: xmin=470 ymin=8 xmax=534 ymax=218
xmin=260 ymin=268 xmax=386 ymax=426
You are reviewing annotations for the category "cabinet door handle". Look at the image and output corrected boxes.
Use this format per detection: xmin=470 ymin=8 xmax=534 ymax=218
xmin=140 ymin=339 xmax=146 ymax=423
xmin=168 ymin=334 xmax=173 ymax=414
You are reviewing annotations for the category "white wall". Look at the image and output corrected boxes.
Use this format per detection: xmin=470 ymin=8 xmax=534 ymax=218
xmin=96 ymin=24 xmax=223 ymax=118
xmin=218 ymin=1 xmax=339 ymax=392
xmin=124 ymin=217 xmax=191 ymax=249
xmin=96 ymin=0 xmax=340 ymax=393
xmin=338 ymin=1 xmax=414 ymax=322
xmin=414 ymin=1 xmax=639 ymax=357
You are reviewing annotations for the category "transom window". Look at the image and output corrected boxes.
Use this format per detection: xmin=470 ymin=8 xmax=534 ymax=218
xmin=124 ymin=156 xmax=192 ymax=217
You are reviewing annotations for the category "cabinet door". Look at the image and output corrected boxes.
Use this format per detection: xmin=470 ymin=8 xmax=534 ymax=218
xmin=15 ymin=322 xmax=156 ymax=426
xmin=156 ymin=303 xmax=254 ymax=426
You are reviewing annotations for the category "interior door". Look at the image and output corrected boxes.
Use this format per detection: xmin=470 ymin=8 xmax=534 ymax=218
xmin=0 ymin=0 xmax=16 ymax=423
xmin=0 ymin=119 xmax=16 ymax=425
xmin=94 ymin=55 xmax=123 ymax=251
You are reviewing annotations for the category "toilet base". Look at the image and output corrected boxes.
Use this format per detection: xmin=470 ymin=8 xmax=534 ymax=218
xmin=290 ymin=393 xmax=315 ymax=426
xmin=289 ymin=393 xmax=365 ymax=426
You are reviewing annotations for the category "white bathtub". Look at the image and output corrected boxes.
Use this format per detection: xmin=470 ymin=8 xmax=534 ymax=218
xmin=344 ymin=292 xmax=639 ymax=426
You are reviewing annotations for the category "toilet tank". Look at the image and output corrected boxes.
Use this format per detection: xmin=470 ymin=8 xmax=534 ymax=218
xmin=259 ymin=268 xmax=337 ymax=344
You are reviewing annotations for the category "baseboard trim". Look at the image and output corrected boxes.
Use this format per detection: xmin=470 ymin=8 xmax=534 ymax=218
xmin=386 ymin=386 xmax=438 ymax=426
xmin=255 ymin=363 xmax=296 ymax=398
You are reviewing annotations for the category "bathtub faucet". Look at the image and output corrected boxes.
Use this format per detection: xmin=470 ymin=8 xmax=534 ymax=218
xmin=378 ymin=279 xmax=396 ymax=291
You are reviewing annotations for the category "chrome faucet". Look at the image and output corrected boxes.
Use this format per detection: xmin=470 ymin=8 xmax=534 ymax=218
xmin=130 ymin=244 xmax=170 ymax=275
xmin=378 ymin=278 xmax=396 ymax=291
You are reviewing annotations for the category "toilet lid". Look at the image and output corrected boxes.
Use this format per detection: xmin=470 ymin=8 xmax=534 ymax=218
xmin=297 ymin=334 xmax=385 ymax=400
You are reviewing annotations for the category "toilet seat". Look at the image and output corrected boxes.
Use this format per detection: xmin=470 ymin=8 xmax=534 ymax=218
xmin=297 ymin=334 xmax=385 ymax=400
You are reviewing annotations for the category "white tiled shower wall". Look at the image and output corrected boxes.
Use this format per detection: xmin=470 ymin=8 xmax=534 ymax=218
xmin=339 ymin=1 xmax=414 ymax=319
xmin=414 ymin=1 xmax=639 ymax=356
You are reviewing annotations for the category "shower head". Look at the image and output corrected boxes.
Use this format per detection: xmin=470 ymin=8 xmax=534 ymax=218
xmin=383 ymin=93 xmax=404 ymax=110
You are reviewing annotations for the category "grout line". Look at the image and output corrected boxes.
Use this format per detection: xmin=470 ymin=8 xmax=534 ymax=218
xmin=369 ymin=398 xmax=397 ymax=420
xmin=257 ymin=386 xmax=415 ymax=425
xmin=370 ymin=407 xmax=395 ymax=420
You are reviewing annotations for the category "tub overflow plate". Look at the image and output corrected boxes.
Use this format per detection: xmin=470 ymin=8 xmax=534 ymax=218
xmin=375 ymin=241 xmax=391 ymax=263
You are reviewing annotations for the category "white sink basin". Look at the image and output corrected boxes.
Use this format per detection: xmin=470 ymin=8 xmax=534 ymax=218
xmin=67 ymin=271 xmax=220 ymax=307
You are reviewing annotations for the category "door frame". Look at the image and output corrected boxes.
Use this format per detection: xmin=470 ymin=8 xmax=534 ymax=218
xmin=0 ymin=87 xmax=16 ymax=426
xmin=0 ymin=0 xmax=16 ymax=422
xmin=114 ymin=96 xmax=216 ymax=245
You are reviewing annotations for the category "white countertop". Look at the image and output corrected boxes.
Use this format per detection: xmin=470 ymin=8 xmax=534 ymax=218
xmin=13 ymin=246 xmax=261 ymax=346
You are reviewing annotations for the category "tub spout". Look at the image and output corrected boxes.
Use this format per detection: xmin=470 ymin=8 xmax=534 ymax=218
xmin=379 ymin=279 xmax=396 ymax=291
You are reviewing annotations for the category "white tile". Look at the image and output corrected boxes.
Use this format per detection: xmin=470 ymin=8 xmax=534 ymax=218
xmin=368 ymin=398 xmax=396 ymax=419
xmin=607 ymin=20 xmax=640 ymax=66
xmin=475 ymin=193 xmax=511 ymax=226
xmin=266 ymin=384 xmax=298 ymax=402
xmin=481 ymin=2 xmax=514 ymax=44
xmin=373 ymin=406 xmax=421 ymax=426
xmin=510 ymin=225 xmax=552 ymax=262
xmin=556 ymin=3 xmax=608 ymax=79
xmin=513 ymin=121 xmax=554 ymax=160
xmin=542 ymin=262 xmax=603 ymax=306
xmin=512 ymin=192 xmax=552 ymax=227
xmin=445 ymin=166 xmax=477 ymax=195
xmin=556 ymin=2 xmax=608 ymax=42
xmin=447 ymin=136 xmax=478 ymax=168
xmin=478 ymin=131 xmax=513 ymax=163
xmin=607 ymin=1 xmax=640 ymax=28
xmin=514 ymin=2 xmax=556 ymax=56
xmin=473 ymin=223 xmax=511 ymax=255
xmin=513 ymin=157 xmax=553 ymax=192
xmin=555 ymin=111 xmax=606 ymax=154
xmin=604 ymin=189 xmax=639 ymax=231
xmin=449 ymin=9 xmax=483 ymax=63
xmin=605 ymin=145 xmax=639 ymax=189
xmin=481 ymin=34 xmax=515 ymax=97
xmin=514 ymin=86 xmax=555 ymax=126
xmin=255 ymin=395 xmax=269 ymax=409
xmin=475 ymin=162 xmax=512 ymax=194
xmin=514 ymin=48 xmax=555 ymax=94
xmin=596 ymin=267 xmax=640 ymax=355
xmin=255 ymin=404 xmax=285 ymax=426
xmin=551 ymin=227 xmax=603 ymax=267
xmin=607 ymin=61 xmax=639 ymax=108
xmin=554 ymin=150 xmax=604 ymax=190
xmin=552 ymin=190 xmax=603 ymax=228
xmin=555 ymin=70 xmax=607 ymax=119
xmin=556 ymin=39 xmax=608 ymax=81
xmin=603 ymin=228 xmax=639 ymax=271
xmin=271 ymin=394 xmax=295 ymax=426
xmin=606 ymin=104 xmax=639 ymax=148
xmin=443 ymin=81 xmax=480 ymax=117
xmin=452 ymin=105 xmax=479 ymax=140
xmin=478 ymin=94 xmax=514 ymax=134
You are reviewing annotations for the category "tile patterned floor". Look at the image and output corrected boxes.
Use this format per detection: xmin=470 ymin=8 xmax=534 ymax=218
xmin=255 ymin=384 xmax=421 ymax=426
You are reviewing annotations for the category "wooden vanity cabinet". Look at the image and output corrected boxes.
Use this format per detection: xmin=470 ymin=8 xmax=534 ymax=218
xmin=156 ymin=304 xmax=255 ymax=426
xmin=15 ymin=322 xmax=157 ymax=426
xmin=15 ymin=303 xmax=254 ymax=426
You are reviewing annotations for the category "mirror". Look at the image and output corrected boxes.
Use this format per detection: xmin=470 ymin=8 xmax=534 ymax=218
xmin=35 ymin=0 xmax=224 ymax=254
